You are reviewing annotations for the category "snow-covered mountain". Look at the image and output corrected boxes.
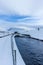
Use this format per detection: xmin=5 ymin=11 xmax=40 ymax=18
xmin=0 ymin=20 xmax=43 ymax=65
xmin=0 ymin=19 xmax=43 ymax=40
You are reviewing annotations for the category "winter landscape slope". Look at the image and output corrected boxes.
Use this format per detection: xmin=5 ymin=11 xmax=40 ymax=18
xmin=0 ymin=20 xmax=43 ymax=65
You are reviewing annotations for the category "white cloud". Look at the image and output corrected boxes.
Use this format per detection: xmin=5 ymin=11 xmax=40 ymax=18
xmin=0 ymin=0 xmax=43 ymax=26
xmin=0 ymin=0 xmax=32 ymax=15
xmin=0 ymin=0 xmax=43 ymax=17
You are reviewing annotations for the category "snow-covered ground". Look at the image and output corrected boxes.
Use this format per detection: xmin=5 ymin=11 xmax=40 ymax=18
xmin=0 ymin=20 xmax=43 ymax=40
xmin=0 ymin=20 xmax=43 ymax=65
xmin=0 ymin=33 xmax=25 ymax=65
xmin=25 ymin=28 xmax=43 ymax=40
xmin=0 ymin=20 xmax=28 ymax=65
xmin=0 ymin=35 xmax=13 ymax=65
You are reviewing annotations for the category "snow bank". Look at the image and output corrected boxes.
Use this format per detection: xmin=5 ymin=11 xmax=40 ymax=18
xmin=12 ymin=35 xmax=25 ymax=65
xmin=0 ymin=35 xmax=13 ymax=65
xmin=27 ymin=28 xmax=43 ymax=40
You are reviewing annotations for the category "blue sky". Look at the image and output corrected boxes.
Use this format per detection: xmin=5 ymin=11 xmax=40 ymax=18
xmin=0 ymin=14 xmax=29 ymax=22
xmin=0 ymin=14 xmax=39 ymax=22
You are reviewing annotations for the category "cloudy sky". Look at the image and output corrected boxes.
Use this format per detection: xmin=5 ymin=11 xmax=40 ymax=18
xmin=0 ymin=0 xmax=43 ymax=28
xmin=0 ymin=1 xmax=43 ymax=65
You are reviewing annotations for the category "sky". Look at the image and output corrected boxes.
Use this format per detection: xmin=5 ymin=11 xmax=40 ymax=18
xmin=0 ymin=0 xmax=43 ymax=30
xmin=0 ymin=0 xmax=43 ymax=37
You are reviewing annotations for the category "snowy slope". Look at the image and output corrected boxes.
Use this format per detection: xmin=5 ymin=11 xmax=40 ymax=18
xmin=0 ymin=20 xmax=43 ymax=65
xmin=0 ymin=35 xmax=13 ymax=65
xmin=0 ymin=19 xmax=26 ymax=65
xmin=0 ymin=19 xmax=43 ymax=40
xmin=25 ymin=28 xmax=43 ymax=40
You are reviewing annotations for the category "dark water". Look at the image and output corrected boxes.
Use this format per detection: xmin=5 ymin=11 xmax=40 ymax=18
xmin=15 ymin=37 xmax=43 ymax=65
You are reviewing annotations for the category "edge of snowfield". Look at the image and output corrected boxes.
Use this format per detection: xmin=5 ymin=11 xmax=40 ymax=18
xmin=0 ymin=35 xmax=13 ymax=65
xmin=0 ymin=34 xmax=26 ymax=65
xmin=0 ymin=19 xmax=43 ymax=40
xmin=27 ymin=28 xmax=43 ymax=40
xmin=12 ymin=35 xmax=26 ymax=65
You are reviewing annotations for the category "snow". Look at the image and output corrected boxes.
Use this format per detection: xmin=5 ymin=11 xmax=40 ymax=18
xmin=0 ymin=20 xmax=43 ymax=65
xmin=0 ymin=31 xmax=25 ymax=65
xmin=25 ymin=28 xmax=43 ymax=40
xmin=13 ymin=35 xmax=25 ymax=65
xmin=0 ymin=35 xmax=13 ymax=65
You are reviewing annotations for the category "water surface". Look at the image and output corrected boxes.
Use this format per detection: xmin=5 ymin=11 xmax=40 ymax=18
xmin=15 ymin=37 xmax=43 ymax=65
